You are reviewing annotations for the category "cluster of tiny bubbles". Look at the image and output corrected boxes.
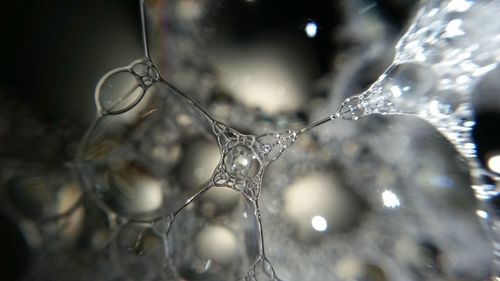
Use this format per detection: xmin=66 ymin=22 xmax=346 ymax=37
xmin=335 ymin=0 xmax=500 ymax=124
xmin=61 ymin=0 xmax=500 ymax=281
xmin=327 ymin=0 xmax=500 ymax=277
xmin=74 ymin=42 xmax=309 ymax=278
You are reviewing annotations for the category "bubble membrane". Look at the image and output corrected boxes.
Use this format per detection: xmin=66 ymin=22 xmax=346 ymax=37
xmin=63 ymin=0 xmax=500 ymax=280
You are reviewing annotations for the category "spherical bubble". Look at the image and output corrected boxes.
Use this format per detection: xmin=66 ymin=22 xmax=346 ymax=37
xmin=224 ymin=145 xmax=261 ymax=180
xmin=337 ymin=96 xmax=367 ymax=120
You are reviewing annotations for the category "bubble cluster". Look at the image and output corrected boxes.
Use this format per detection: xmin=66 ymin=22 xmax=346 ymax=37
xmin=72 ymin=0 xmax=500 ymax=279
xmin=8 ymin=0 xmax=498 ymax=280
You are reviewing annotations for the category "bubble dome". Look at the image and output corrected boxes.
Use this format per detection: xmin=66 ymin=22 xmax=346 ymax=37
xmin=1 ymin=0 xmax=500 ymax=280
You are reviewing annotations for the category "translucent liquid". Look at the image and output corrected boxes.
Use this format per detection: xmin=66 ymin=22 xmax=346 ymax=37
xmin=70 ymin=0 xmax=500 ymax=280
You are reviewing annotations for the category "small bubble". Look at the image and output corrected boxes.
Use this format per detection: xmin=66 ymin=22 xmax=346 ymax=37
xmin=337 ymin=96 xmax=367 ymax=120
xmin=131 ymin=61 xmax=148 ymax=76
xmin=261 ymin=144 xmax=271 ymax=155
xmin=224 ymin=145 xmax=261 ymax=180
xmin=96 ymin=69 xmax=145 ymax=115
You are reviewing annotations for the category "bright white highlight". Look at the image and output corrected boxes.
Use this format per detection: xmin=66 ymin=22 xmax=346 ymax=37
xmin=305 ymin=22 xmax=318 ymax=38
xmin=311 ymin=215 xmax=328 ymax=232
xmin=382 ymin=190 xmax=400 ymax=208
xmin=447 ymin=0 xmax=474 ymax=12
xmin=390 ymin=85 xmax=402 ymax=97
xmin=476 ymin=210 xmax=489 ymax=219
xmin=487 ymin=154 xmax=500 ymax=174
xmin=445 ymin=19 xmax=465 ymax=38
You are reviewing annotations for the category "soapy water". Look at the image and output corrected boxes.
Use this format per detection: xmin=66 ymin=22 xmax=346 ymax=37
xmin=7 ymin=0 xmax=497 ymax=280
xmin=73 ymin=0 xmax=500 ymax=280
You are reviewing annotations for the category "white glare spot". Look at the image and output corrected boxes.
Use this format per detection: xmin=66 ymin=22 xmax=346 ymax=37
xmin=382 ymin=190 xmax=400 ymax=208
xmin=305 ymin=22 xmax=318 ymax=38
xmin=447 ymin=0 xmax=474 ymax=13
xmin=476 ymin=210 xmax=489 ymax=219
xmin=311 ymin=215 xmax=328 ymax=232
xmin=445 ymin=19 xmax=465 ymax=38
xmin=487 ymin=154 xmax=500 ymax=174
xmin=390 ymin=85 xmax=403 ymax=97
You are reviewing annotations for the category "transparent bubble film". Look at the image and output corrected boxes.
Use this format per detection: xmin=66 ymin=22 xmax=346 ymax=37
xmin=5 ymin=0 xmax=500 ymax=280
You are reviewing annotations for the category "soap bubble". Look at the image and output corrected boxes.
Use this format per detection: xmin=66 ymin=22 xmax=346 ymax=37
xmin=8 ymin=0 xmax=499 ymax=280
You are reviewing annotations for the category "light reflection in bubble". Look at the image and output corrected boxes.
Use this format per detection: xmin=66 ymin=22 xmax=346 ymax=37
xmin=311 ymin=215 xmax=327 ymax=232
xmin=487 ymin=154 xmax=500 ymax=174
xmin=305 ymin=22 xmax=318 ymax=38
xmin=381 ymin=190 xmax=400 ymax=209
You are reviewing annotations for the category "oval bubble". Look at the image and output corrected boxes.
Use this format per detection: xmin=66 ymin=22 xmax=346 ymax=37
xmin=95 ymin=69 xmax=146 ymax=115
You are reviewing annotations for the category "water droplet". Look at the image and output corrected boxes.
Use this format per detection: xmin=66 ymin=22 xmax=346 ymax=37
xmin=337 ymin=96 xmax=367 ymax=120
xmin=224 ymin=145 xmax=261 ymax=180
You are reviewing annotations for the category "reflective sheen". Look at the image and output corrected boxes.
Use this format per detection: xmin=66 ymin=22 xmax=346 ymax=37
xmin=224 ymin=145 xmax=261 ymax=180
